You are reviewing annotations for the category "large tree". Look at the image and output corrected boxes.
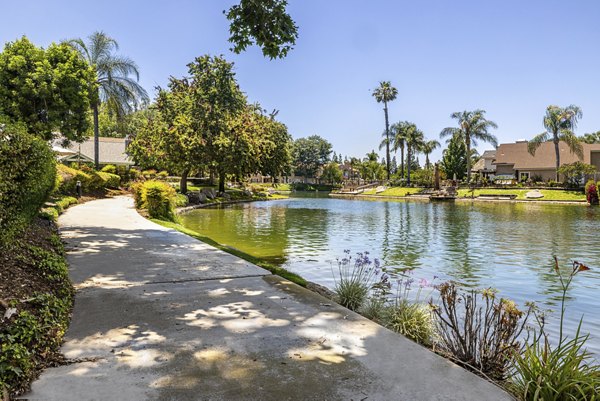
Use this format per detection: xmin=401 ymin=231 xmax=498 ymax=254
xmin=390 ymin=121 xmax=411 ymax=178
xmin=528 ymin=105 xmax=583 ymax=182
xmin=0 ymin=37 xmax=95 ymax=142
xmin=69 ymin=31 xmax=149 ymax=168
xmin=372 ymin=81 xmax=398 ymax=180
xmin=440 ymin=134 xmax=468 ymax=181
xmin=292 ymin=135 xmax=332 ymax=181
xmin=225 ymin=0 xmax=298 ymax=59
xmin=440 ymin=110 xmax=498 ymax=182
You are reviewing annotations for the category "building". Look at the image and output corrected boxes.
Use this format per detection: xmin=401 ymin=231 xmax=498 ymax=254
xmin=471 ymin=150 xmax=496 ymax=178
xmin=494 ymin=140 xmax=600 ymax=181
xmin=53 ymin=137 xmax=134 ymax=166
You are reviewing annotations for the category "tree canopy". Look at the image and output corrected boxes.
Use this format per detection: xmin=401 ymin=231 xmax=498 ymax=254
xmin=0 ymin=37 xmax=95 ymax=142
xmin=225 ymin=0 xmax=298 ymax=59
xmin=440 ymin=134 xmax=467 ymax=181
xmin=292 ymin=135 xmax=332 ymax=180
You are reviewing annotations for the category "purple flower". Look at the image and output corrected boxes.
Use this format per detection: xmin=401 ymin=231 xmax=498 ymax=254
xmin=419 ymin=278 xmax=430 ymax=288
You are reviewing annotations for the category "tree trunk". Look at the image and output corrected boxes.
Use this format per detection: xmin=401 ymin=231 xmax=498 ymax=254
xmin=400 ymin=144 xmax=405 ymax=178
xmin=554 ymin=138 xmax=561 ymax=182
xmin=180 ymin=169 xmax=189 ymax=194
xmin=384 ymin=102 xmax=391 ymax=180
xmin=407 ymin=145 xmax=412 ymax=185
xmin=219 ymin=172 xmax=225 ymax=193
xmin=465 ymin=135 xmax=471 ymax=182
xmin=93 ymin=103 xmax=100 ymax=170
xmin=425 ymin=153 xmax=430 ymax=169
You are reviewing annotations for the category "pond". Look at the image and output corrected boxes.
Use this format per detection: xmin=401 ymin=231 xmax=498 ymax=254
xmin=180 ymin=195 xmax=600 ymax=354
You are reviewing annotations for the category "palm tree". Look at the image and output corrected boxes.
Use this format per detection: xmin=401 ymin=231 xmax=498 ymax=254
xmin=440 ymin=110 xmax=498 ymax=181
xmin=372 ymin=81 xmax=398 ymax=180
xmin=69 ymin=31 xmax=149 ymax=168
xmin=391 ymin=122 xmax=407 ymax=178
xmin=404 ymin=123 xmax=425 ymax=185
xmin=528 ymin=105 xmax=583 ymax=181
xmin=421 ymin=139 xmax=440 ymax=169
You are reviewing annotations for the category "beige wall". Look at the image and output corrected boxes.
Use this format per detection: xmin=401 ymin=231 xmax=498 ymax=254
xmin=591 ymin=152 xmax=600 ymax=171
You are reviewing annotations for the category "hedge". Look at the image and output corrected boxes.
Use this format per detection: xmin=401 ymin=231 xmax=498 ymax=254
xmin=0 ymin=123 xmax=56 ymax=247
xmin=56 ymin=164 xmax=120 ymax=194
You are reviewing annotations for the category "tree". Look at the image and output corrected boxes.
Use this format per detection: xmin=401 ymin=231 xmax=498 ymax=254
xmin=321 ymin=162 xmax=343 ymax=185
xmin=0 ymin=37 xmax=95 ymax=142
xmin=440 ymin=110 xmax=498 ymax=182
xmin=440 ymin=134 xmax=468 ymax=181
xmin=404 ymin=124 xmax=425 ymax=185
xmin=528 ymin=105 xmax=583 ymax=182
xmin=580 ymin=131 xmax=600 ymax=144
xmin=225 ymin=0 xmax=298 ymax=59
xmin=557 ymin=161 xmax=595 ymax=187
xmin=359 ymin=150 xmax=385 ymax=182
xmin=372 ymin=81 xmax=398 ymax=180
xmin=292 ymin=135 xmax=332 ymax=181
xmin=69 ymin=31 xmax=149 ymax=168
xmin=390 ymin=122 xmax=408 ymax=178
xmin=421 ymin=139 xmax=440 ymax=169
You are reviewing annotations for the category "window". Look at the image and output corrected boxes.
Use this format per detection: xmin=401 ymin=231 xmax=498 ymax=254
xmin=519 ymin=172 xmax=530 ymax=181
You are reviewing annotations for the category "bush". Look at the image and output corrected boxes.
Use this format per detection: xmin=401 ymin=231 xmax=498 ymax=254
xmin=129 ymin=168 xmax=143 ymax=182
xmin=585 ymin=179 xmax=598 ymax=205
xmin=175 ymin=193 xmax=189 ymax=207
xmin=157 ymin=170 xmax=169 ymax=179
xmin=100 ymin=164 xmax=117 ymax=174
xmin=97 ymin=172 xmax=120 ymax=189
xmin=57 ymin=165 xmax=120 ymax=194
xmin=332 ymin=251 xmax=385 ymax=312
xmin=431 ymin=282 xmax=532 ymax=380
xmin=142 ymin=169 xmax=157 ymax=179
xmin=383 ymin=299 xmax=435 ymax=346
xmin=0 ymin=123 xmax=56 ymax=247
xmin=133 ymin=180 xmax=177 ymax=221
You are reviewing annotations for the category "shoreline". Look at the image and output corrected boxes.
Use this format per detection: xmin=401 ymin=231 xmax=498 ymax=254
xmin=329 ymin=192 xmax=589 ymax=205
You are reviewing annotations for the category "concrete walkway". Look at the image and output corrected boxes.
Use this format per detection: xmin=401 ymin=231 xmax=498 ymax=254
xmin=26 ymin=196 xmax=512 ymax=401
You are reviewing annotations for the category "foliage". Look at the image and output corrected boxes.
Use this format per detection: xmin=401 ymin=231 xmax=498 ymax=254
xmin=431 ymin=282 xmax=532 ymax=380
xmin=101 ymin=164 xmax=117 ymax=174
xmin=440 ymin=134 xmax=468 ymax=181
xmin=579 ymin=131 xmax=600 ymax=144
xmin=510 ymin=259 xmax=600 ymax=400
xmin=0 ymin=123 xmax=56 ymax=248
xmin=292 ymin=135 xmax=332 ymax=179
xmin=320 ymin=162 xmax=343 ymax=185
xmin=56 ymin=164 xmax=118 ymax=194
xmin=372 ymin=81 xmax=398 ymax=180
xmin=175 ymin=193 xmax=189 ymax=208
xmin=440 ymin=110 xmax=498 ymax=181
xmin=133 ymin=180 xmax=177 ymax=221
xmin=332 ymin=250 xmax=386 ymax=312
xmin=225 ymin=0 xmax=298 ymax=59
xmin=586 ymin=180 xmax=599 ymax=205
xmin=557 ymin=161 xmax=596 ymax=187
xmin=0 ymin=37 xmax=95 ymax=142
xmin=528 ymin=105 xmax=583 ymax=182
xmin=410 ymin=168 xmax=434 ymax=187
xmin=97 ymin=172 xmax=121 ymax=189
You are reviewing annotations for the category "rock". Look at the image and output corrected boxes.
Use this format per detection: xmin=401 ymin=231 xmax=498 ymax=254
xmin=187 ymin=191 xmax=201 ymax=204
xmin=202 ymin=188 xmax=217 ymax=199
xmin=219 ymin=192 xmax=231 ymax=200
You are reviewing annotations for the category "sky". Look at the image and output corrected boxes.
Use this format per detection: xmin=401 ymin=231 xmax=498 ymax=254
xmin=2 ymin=0 xmax=600 ymax=163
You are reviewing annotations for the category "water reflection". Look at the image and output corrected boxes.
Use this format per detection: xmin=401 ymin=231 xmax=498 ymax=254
xmin=180 ymin=197 xmax=600 ymax=354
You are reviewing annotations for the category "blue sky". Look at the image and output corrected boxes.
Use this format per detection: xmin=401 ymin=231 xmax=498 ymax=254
xmin=2 ymin=0 xmax=600 ymax=163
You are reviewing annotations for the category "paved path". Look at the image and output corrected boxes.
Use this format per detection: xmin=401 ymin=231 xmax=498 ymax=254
xmin=25 ymin=197 xmax=512 ymax=401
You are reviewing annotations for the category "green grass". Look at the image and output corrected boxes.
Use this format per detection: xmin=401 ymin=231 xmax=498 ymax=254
xmin=456 ymin=188 xmax=585 ymax=201
xmin=362 ymin=187 xmax=422 ymax=197
xmin=151 ymin=219 xmax=306 ymax=287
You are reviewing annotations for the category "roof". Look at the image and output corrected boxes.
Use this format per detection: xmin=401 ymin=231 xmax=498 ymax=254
xmin=495 ymin=141 xmax=600 ymax=170
xmin=481 ymin=150 xmax=496 ymax=159
xmin=471 ymin=158 xmax=485 ymax=172
xmin=54 ymin=137 xmax=134 ymax=166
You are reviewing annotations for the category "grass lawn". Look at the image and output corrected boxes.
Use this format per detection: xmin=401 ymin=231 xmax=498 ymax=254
xmin=456 ymin=188 xmax=585 ymax=201
xmin=362 ymin=187 xmax=423 ymax=197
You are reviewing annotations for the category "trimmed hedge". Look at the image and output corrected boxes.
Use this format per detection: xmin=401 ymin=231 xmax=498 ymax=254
xmin=56 ymin=164 xmax=120 ymax=194
xmin=0 ymin=123 xmax=56 ymax=247
xmin=132 ymin=180 xmax=177 ymax=221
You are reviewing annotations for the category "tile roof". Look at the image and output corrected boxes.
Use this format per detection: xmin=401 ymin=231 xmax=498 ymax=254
xmin=57 ymin=137 xmax=134 ymax=165
xmin=495 ymin=141 xmax=600 ymax=170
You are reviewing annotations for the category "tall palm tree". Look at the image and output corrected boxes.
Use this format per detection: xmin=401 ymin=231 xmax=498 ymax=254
xmin=440 ymin=110 xmax=498 ymax=181
xmin=372 ymin=81 xmax=398 ymax=180
xmin=421 ymin=139 xmax=440 ymax=169
xmin=69 ymin=31 xmax=149 ymax=168
xmin=391 ymin=122 xmax=407 ymax=178
xmin=404 ymin=123 xmax=425 ymax=185
xmin=528 ymin=105 xmax=583 ymax=181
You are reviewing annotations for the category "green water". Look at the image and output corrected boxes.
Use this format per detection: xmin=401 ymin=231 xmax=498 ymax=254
xmin=180 ymin=196 xmax=600 ymax=353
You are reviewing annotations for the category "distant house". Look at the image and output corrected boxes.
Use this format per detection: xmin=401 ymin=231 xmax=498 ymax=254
xmin=53 ymin=137 xmax=134 ymax=166
xmin=494 ymin=140 xmax=600 ymax=181
xmin=472 ymin=150 xmax=496 ymax=178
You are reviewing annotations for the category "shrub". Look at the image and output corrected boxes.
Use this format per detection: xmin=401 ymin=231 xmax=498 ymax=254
xmin=383 ymin=299 xmax=435 ymax=346
xmin=0 ymin=123 xmax=56 ymax=247
xmin=129 ymin=168 xmax=143 ymax=182
xmin=332 ymin=251 xmax=385 ymax=312
xmin=430 ymin=282 xmax=532 ymax=381
xmin=100 ymin=164 xmax=117 ymax=174
xmin=97 ymin=172 xmax=120 ymax=189
xmin=142 ymin=169 xmax=157 ymax=179
xmin=133 ymin=180 xmax=177 ymax=221
xmin=56 ymin=165 xmax=120 ymax=193
xmin=55 ymin=196 xmax=78 ymax=213
xmin=585 ymin=179 xmax=598 ymax=205
xmin=175 ymin=193 xmax=189 ymax=208
xmin=510 ymin=259 xmax=600 ymax=400
xmin=157 ymin=170 xmax=169 ymax=179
